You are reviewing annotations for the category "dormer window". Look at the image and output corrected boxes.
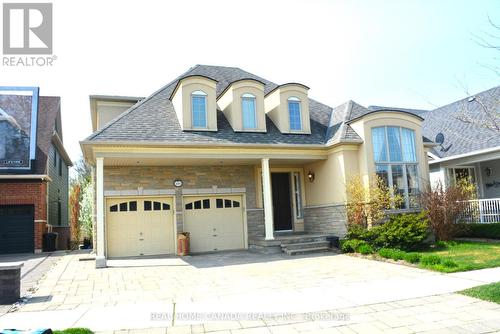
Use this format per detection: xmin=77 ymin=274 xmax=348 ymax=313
xmin=241 ymin=93 xmax=257 ymax=129
xmin=191 ymin=90 xmax=207 ymax=128
xmin=288 ymin=97 xmax=302 ymax=131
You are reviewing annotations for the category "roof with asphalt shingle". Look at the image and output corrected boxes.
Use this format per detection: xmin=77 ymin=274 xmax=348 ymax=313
xmin=85 ymin=65 xmax=430 ymax=147
xmin=419 ymin=85 xmax=500 ymax=159
xmin=85 ymin=65 xmax=372 ymax=146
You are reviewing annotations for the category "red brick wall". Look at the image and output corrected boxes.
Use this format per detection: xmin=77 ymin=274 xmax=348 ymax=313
xmin=0 ymin=181 xmax=48 ymax=251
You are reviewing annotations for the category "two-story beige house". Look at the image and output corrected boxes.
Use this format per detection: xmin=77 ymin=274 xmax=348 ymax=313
xmin=81 ymin=65 xmax=433 ymax=267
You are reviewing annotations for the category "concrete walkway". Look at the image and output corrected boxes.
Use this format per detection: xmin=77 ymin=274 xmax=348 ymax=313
xmin=0 ymin=251 xmax=499 ymax=333
xmin=0 ymin=251 xmax=66 ymax=314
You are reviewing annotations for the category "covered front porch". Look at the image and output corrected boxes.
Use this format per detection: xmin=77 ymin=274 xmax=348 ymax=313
xmin=430 ymin=149 xmax=500 ymax=223
xmin=88 ymin=145 xmax=347 ymax=267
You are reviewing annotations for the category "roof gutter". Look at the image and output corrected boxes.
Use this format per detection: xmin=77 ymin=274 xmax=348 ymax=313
xmin=0 ymin=174 xmax=52 ymax=181
xmin=80 ymin=140 xmax=327 ymax=149
xmin=429 ymin=146 xmax=500 ymax=165
xmin=52 ymin=132 xmax=73 ymax=166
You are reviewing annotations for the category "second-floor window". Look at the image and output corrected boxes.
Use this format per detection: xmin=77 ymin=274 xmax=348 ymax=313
xmin=241 ymin=93 xmax=257 ymax=129
xmin=372 ymin=126 xmax=419 ymax=209
xmin=191 ymin=90 xmax=207 ymax=128
xmin=288 ymin=97 xmax=302 ymax=131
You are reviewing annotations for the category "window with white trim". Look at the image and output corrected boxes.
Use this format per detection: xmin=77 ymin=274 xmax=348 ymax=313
xmin=241 ymin=93 xmax=257 ymax=129
xmin=447 ymin=167 xmax=476 ymax=186
xmin=293 ymin=172 xmax=303 ymax=219
xmin=372 ymin=126 xmax=419 ymax=209
xmin=191 ymin=90 xmax=207 ymax=128
xmin=288 ymin=97 xmax=302 ymax=131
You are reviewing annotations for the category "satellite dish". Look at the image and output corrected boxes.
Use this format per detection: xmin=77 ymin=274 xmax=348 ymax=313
xmin=435 ymin=133 xmax=445 ymax=145
xmin=435 ymin=132 xmax=452 ymax=152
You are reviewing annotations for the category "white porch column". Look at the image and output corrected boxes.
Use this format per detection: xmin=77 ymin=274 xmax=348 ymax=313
xmin=261 ymin=158 xmax=274 ymax=240
xmin=95 ymin=157 xmax=106 ymax=268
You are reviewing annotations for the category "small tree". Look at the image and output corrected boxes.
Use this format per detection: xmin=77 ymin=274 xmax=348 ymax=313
xmin=346 ymin=174 xmax=402 ymax=229
xmin=69 ymin=184 xmax=81 ymax=248
xmin=79 ymin=182 xmax=93 ymax=242
xmin=420 ymin=179 xmax=476 ymax=241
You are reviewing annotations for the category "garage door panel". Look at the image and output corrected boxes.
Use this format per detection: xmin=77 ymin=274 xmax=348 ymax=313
xmin=183 ymin=196 xmax=245 ymax=253
xmin=142 ymin=198 xmax=174 ymax=256
xmin=0 ymin=205 xmax=34 ymax=254
xmin=106 ymin=197 xmax=174 ymax=258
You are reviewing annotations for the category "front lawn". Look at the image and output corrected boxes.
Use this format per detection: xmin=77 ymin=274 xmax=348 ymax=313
xmin=460 ymin=282 xmax=500 ymax=304
xmin=412 ymin=241 xmax=500 ymax=272
xmin=53 ymin=329 xmax=93 ymax=334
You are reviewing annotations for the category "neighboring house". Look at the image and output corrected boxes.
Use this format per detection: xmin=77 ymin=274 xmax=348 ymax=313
xmin=420 ymin=86 xmax=500 ymax=222
xmin=81 ymin=65 xmax=433 ymax=267
xmin=0 ymin=90 xmax=72 ymax=253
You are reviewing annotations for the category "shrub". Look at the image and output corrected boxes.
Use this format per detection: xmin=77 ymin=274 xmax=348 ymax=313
xmin=420 ymin=255 xmax=442 ymax=266
xmin=346 ymin=225 xmax=380 ymax=244
xmin=345 ymin=174 xmax=401 ymax=228
xmin=420 ymin=179 xmax=476 ymax=241
xmin=456 ymin=223 xmax=500 ymax=239
xmin=442 ymin=259 xmax=459 ymax=268
xmin=435 ymin=241 xmax=447 ymax=249
xmin=373 ymin=212 xmax=430 ymax=251
xmin=378 ymin=248 xmax=406 ymax=261
xmin=358 ymin=243 xmax=374 ymax=254
xmin=404 ymin=253 xmax=422 ymax=264
xmin=341 ymin=239 xmax=368 ymax=253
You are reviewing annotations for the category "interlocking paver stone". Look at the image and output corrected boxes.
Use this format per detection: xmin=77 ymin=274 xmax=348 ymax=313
xmin=0 ymin=251 xmax=499 ymax=333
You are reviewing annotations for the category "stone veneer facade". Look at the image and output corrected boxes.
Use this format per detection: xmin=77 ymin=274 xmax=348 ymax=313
xmin=103 ymin=165 xmax=266 ymax=240
xmin=303 ymin=204 xmax=347 ymax=237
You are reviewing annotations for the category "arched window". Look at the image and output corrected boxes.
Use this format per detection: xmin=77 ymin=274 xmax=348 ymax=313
xmin=191 ymin=90 xmax=207 ymax=128
xmin=241 ymin=93 xmax=257 ymax=129
xmin=288 ymin=96 xmax=302 ymax=131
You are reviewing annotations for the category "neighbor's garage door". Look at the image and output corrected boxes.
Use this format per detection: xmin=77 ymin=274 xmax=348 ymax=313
xmin=183 ymin=195 xmax=245 ymax=253
xmin=0 ymin=205 xmax=34 ymax=254
xmin=106 ymin=197 xmax=174 ymax=257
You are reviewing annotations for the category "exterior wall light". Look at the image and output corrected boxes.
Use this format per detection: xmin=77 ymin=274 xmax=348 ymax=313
xmin=307 ymin=171 xmax=315 ymax=182
xmin=486 ymin=167 xmax=492 ymax=177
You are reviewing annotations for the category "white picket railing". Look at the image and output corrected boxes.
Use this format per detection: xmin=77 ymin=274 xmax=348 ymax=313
xmin=461 ymin=198 xmax=500 ymax=223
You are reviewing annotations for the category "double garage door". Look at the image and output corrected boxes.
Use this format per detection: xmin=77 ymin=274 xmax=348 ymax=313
xmin=106 ymin=197 xmax=175 ymax=257
xmin=183 ymin=195 xmax=245 ymax=253
xmin=106 ymin=195 xmax=245 ymax=257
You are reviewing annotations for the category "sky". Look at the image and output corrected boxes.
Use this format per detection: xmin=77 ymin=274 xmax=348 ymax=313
xmin=2 ymin=0 xmax=499 ymax=162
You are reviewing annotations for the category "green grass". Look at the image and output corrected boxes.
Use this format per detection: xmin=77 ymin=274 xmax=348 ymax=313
xmin=412 ymin=241 xmax=500 ymax=273
xmin=461 ymin=282 xmax=500 ymax=304
xmin=53 ymin=329 xmax=93 ymax=334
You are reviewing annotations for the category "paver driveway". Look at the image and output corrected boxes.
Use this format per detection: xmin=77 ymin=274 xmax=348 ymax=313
xmin=1 ymin=251 xmax=500 ymax=333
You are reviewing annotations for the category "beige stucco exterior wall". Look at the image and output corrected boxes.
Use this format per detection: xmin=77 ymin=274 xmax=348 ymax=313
xmin=218 ymin=80 xmax=266 ymax=132
xmin=303 ymin=146 xmax=360 ymax=206
xmin=264 ymin=84 xmax=310 ymax=134
xmin=96 ymin=101 xmax=135 ymax=130
xmin=171 ymin=76 xmax=217 ymax=131
xmin=350 ymin=112 xmax=428 ymax=191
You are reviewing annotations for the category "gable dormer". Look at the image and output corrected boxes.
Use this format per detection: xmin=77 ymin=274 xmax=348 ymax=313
xmin=217 ymin=79 xmax=266 ymax=132
xmin=170 ymin=75 xmax=218 ymax=131
xmin=264 ymin=83 xmax=310 ymax=134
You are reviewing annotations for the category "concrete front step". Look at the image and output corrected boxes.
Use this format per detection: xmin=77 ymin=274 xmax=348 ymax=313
xmin=281 ymin=241 xmax=331 ymax=251
xmin=284 ymin=246 xmax=331 ymax=256
xmin=280 ymin=237 xmax=329 ymax=245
